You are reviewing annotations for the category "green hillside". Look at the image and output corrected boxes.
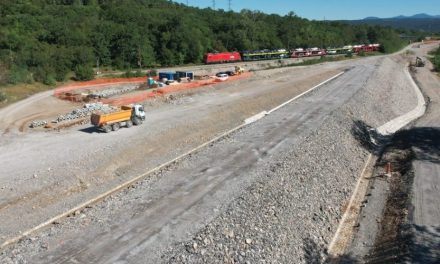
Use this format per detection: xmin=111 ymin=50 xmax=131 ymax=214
xmin=0 ymin=0 xmax=407 ymax=85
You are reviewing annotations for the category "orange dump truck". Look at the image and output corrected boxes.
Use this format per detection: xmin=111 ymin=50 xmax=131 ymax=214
xmin=91 ymin=104 xmax=146 ymax=133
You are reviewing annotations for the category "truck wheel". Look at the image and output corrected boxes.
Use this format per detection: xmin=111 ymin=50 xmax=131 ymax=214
xmin=103 ymin=125 xmax=111 ymax=133
xmin=133 ymin=118 xmax=141 ymax=125
xmin=112 ymin=123 xmax=120 ymax=131
xmin=126 ymin=120 xmax=133 ymax=128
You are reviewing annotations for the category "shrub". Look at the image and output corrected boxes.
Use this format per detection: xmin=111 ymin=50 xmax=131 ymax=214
xmin=434 ymin=54 xmax=440 ymax=71
xmin=0 ymin=91 xmax=7 ymax=103
xmin=147 ymin=69 xmax=158 ymax=77
xmin=43 ymin=74 xmax=56 ymax=86
xmin=8 ymin=66 xmax=33 ymax=84
xmin=74 ymin=65 xmax=94 ymax=81
xmin=122 ymin=70 xmax=146 ymax=78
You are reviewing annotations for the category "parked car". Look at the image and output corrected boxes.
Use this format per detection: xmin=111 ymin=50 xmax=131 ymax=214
xmin=216 ymin=72 xmax=229 ymax=78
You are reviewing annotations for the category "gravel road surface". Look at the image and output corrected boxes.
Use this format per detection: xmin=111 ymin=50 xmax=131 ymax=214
xmin=407 ymin=43 xmax=440 ymax=262
xmin=0 ymin=65 xmax=342 ymax=245
xmin=0 ymin=52 xmax=421 ymax=263
xmin=345 ymin=42 xmax=440 ymax=263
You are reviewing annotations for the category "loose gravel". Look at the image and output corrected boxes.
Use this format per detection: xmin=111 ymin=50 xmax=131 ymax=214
xmin=0 ymin=56 xmax=418 ymax=263
xmin=161 ymin=57 xmax=418 ymax=263
xmin=88 ymin=84 xmax=140 ymax=98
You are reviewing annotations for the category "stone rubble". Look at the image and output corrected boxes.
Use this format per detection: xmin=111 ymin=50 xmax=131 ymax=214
xmin=88 ymin=84 xmax=140 ymax=98
xmin=29 ymin=103 xmax=118 ymax=128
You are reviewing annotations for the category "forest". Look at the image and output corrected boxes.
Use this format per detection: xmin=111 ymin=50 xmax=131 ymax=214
xmin=0 ymin=0 xmax=411 ymax=85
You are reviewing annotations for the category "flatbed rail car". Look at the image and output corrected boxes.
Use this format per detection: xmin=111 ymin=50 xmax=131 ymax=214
xmin=291 ymin=48 xmax=326 ymax=58
xmin=241 ymin=49 xmax=289 ymax=61
xmin=326 ymin=46 xmax=353 ymax=55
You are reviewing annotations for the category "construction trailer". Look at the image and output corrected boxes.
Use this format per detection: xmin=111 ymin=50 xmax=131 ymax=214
xmin=176 ymin=71 xmax=194 ymax=81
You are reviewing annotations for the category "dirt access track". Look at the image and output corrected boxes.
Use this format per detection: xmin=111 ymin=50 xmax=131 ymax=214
xmin=0 ymin=45 xmax=435 ymax=263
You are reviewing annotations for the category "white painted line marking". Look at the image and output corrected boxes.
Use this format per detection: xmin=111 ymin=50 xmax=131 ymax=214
xmin=244 ymin=111 xmax=268 ymax=124
xmin=327 ymin=154 xmax=374 ymax=256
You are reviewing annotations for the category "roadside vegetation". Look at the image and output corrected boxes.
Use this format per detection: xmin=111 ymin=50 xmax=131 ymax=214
xmin=0 ymin=0 xmax=410 ymax=96
xmin=429 ymin=46 xmax=440 ymax=72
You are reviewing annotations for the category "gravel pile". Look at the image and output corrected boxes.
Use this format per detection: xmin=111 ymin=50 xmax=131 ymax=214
xmin=89 ymin=84 xmax=140 ymax=98
xmin=29 ymin=103 xmax=118 ymax=127
xmin=51 ymin=103 xmax=118 ymax=124
xmin=28 ymin=120 xmax=47 ymax=128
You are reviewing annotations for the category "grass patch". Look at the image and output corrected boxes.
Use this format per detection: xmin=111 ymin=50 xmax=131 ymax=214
xmin=0 ymin=83 xmax=52 ymax=109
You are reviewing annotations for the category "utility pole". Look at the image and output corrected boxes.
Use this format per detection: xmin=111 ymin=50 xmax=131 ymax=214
xmin=186 ymin=0 xmax=188 ymax=6
xmin=212 ymin=0 xmax=215 ymax=9
xmin=228 ymin=0 xmax=232 ymax=11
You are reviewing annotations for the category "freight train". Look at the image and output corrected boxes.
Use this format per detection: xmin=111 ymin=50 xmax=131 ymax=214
xmin=203 ymin=44 xmax=380 ymax=64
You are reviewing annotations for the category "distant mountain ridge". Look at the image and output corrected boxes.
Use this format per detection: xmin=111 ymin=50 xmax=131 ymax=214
xmin=343 ymin=13 xmax=440 ymax=33
xmin=362 ymin=13 xmax=440 ymax=20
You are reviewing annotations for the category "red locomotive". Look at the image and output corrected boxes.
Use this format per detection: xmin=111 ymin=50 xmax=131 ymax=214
xmin=204 ymin=52 xmax=242 ymax=64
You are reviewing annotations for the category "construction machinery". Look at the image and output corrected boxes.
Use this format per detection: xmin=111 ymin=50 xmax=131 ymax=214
xmin=235 ymin=66 xmax=244 ymax=75
xmin=415 ymin=57 xmax=425 ymax=67
xmin=91 ymin=104 xmax=145 ymax=133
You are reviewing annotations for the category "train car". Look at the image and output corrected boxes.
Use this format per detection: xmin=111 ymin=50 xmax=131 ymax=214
xmin=308 ymin=47 xmax=326 ymax=57
xmin=371 ymin=44 xmax=381 ymax=51
xmin=241 ymin=49 xmax=289 ymax=61
xmin=352 ymin=45 xmax=364 ymax=53
xmin=327 ymin=46 xmax=353 ymax=55
xmin=352 ymin=44 xmax=381 ymax=53
xmin=291 ymin=47 xmax=326 ymax=58
xmin=204 ymin=52 xmax=242 ymax=64
xmin=291 ymin=48 xmax=310 ymax=58
xmin=203 ymin=43 xmax=380 ymax=64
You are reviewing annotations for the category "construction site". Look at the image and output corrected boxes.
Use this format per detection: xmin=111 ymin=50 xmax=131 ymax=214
xmin=0 ymin=40 xmax=439 ymax=264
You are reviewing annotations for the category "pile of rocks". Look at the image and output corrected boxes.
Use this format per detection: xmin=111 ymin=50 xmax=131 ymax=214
xmin=89 ymin=84 xmax=140 ymax=98
xmin=29 ymin=120 xmax=48 ymax=128
xmin=29 ymin=103 xmax=119 ymax=128
xmin=52 ymin=103 xmax=118 ymax=123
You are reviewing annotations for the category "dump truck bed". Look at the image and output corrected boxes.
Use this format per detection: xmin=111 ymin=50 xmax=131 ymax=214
xmin=91 ymin=107 xmax=132 ymax=127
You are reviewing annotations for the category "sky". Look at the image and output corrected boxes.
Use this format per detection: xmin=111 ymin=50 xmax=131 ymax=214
xmin=173 ymin=0 xmax=440 ymax=20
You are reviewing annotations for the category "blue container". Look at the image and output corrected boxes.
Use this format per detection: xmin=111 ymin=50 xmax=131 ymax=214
xmin=176 ymin=71 xmax=194 ymax=80
xmin=159 ymin=72 xmax=177 ymax=81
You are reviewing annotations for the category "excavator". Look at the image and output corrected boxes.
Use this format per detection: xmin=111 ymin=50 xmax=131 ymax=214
xmin=415 ymin=57 xmax=425 ymax=67
xmin=234 ymin=66 xmax=245 ymax=75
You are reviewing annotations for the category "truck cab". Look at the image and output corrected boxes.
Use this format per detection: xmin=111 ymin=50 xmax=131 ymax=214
xmin=133 ymin=104 xmax=146 ymax=120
